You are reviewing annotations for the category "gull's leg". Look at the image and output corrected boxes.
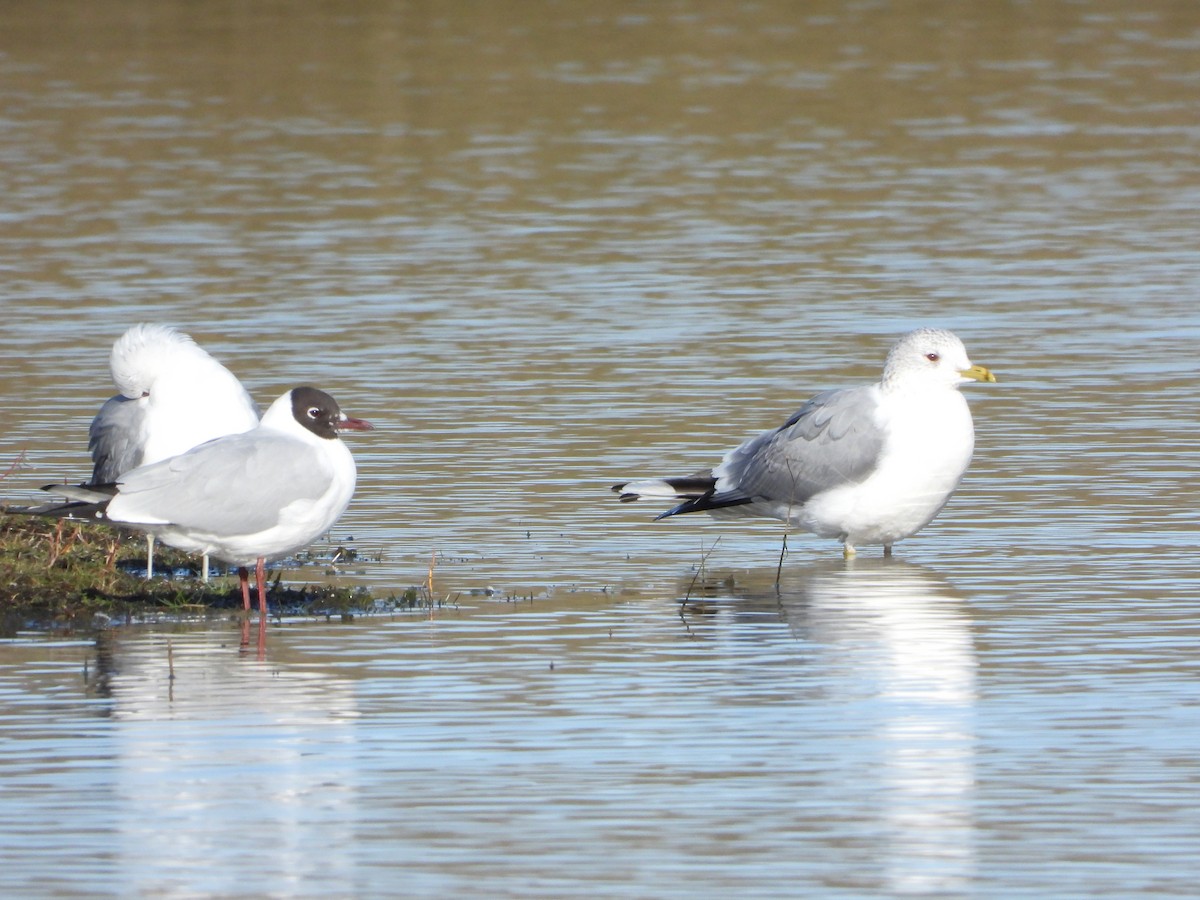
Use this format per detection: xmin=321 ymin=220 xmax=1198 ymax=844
xmin=238 ymin=565 xmax=252 ymax=649
xmin=883 ymin=543 xmax=893 ymax=558
xmin=201 ymin=553 xmax=210 ymax=583
xmin=238 ymin=566 xmax=251 ymax=610
xmin=254 ymin=557 xmax=268 ymax=657
xmin=254 ymin=557 xmax=268 ymax=620
xmin=145 ymin=535 xmax=155 ymax=579
xmin=843 ymin=542 xmax=857 ymax=559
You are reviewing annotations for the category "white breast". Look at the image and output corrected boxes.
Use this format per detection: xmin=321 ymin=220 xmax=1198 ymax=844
xmin=801 ymin=389 xmax=975 ymax=546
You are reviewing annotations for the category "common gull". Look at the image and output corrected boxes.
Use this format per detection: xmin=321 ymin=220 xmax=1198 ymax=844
xmin=614 ymin=328 xmax=996 ymax=557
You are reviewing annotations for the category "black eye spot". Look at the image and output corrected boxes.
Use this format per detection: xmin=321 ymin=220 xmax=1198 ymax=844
xmin=925 ymin=352 xmax=940 ymax=362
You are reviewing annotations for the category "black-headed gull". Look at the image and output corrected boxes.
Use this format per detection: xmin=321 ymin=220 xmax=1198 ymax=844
xmin=613 ymin=328 xmax=996 ymax=558
xmin=46 ymin=386 xmax=372 ymax=632
xmin=89 ymin=324 xmax=259 ymax=579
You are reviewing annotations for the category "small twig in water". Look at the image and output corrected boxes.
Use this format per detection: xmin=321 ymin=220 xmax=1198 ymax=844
xmin=683 ymin=537 xmax=722 ymax=606
xmin=0 ymin=451 xmax=27 ymax=483
xmin=426 ymin=551 xmax=438 ymax=618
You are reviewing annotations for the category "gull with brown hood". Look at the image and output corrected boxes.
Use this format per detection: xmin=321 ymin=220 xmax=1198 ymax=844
xmin=38 ymin=386 xmax=372 ymax=641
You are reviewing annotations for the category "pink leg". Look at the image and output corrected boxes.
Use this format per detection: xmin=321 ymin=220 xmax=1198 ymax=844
xmin=238 ymin=566 xmax=252 ymax=648
xmin=254 ymin=557 xmax=268 ymax=657
xmin=238 ymin=566 xmax=252 ymax=610
xmin=255 ymin=557 xmax=268 ymax=619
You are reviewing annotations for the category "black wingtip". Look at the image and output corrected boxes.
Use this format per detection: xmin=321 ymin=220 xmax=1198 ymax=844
xmin=41 ymin=481 xmax=120 ymax=492
xmin=7 ymin=499 xmax=106 ymax=520
xmin=654 ymin=497 xmax=702 ymax=520
xmin=656 ymin=494 xmax=754 ymax=520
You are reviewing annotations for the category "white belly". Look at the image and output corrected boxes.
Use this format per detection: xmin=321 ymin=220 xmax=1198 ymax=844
xmin=799 ymin=391 xmax=975 ymax=546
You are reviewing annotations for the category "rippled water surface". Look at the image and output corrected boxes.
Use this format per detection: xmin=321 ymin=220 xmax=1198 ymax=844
xmin=1 ymin=0 xmax=1198 ymax=896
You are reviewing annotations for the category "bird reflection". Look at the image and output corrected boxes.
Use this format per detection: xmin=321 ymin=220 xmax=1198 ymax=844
xmin=681 ymin=558 xmax=977 ymax=895
xmin=86 ymin=628 xmax=362 ymax=894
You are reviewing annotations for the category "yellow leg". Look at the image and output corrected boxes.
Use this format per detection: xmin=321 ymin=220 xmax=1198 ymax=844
xmin=843 ymin=542 xmax=857 ymax=559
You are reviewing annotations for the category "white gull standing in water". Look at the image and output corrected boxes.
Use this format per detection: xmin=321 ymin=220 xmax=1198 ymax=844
xmin=614 ymin=328 xmax=996 ymax=558
xmin=88 ymin=324 xmax=260 ymax=578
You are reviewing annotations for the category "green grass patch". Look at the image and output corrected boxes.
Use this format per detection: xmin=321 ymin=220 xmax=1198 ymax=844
xmin=0 ymin=513 xmax=387 ymax=633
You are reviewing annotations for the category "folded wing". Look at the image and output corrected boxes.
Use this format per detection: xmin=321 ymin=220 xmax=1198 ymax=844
xmin=713 ymin=385 xmax=887 ymax=509
xmin=108 ymin=433 xmax=333 ymax=535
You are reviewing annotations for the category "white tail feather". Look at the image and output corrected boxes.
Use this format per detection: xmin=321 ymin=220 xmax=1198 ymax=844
xmin=614 ymin=479 xmax=683 ymax=500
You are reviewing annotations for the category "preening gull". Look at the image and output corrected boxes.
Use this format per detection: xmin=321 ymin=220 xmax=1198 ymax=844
xmin=614 ymin=328 xmax=996 ymax=557
xmin=88 ymin=324 xmax=260 ymax=579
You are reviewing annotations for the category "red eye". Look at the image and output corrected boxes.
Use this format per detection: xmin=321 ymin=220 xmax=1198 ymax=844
xmin=925 ymin=352 xmax=940 ymax=362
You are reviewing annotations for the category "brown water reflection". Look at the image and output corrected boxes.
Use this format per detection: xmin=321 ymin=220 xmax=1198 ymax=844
xmin=1 ymin=0 xmax=1198 ymax=895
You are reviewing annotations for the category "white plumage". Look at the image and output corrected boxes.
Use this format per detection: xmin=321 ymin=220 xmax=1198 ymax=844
xmin=89 ymin=324 xmax=259 ymax=483
xmin=88 ymin=324 xmax=260 ymax=578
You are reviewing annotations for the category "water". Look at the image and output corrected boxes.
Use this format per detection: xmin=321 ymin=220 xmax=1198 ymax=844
xmin=1 ymin=0 xmax=1198 ymax=895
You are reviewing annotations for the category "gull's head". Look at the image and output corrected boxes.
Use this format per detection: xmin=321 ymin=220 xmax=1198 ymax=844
xmin=881 ymin=328 xmax=997 ymax=393
xmin=110 ymin=324 xmax=198 ymax=399
xmin=259 ymin=386 xmax=373 ymax=440
xmin=289 ymin=386 xmax=374 ymax=440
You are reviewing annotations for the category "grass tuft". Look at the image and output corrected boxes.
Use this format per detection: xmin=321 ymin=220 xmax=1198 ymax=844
xmin=0 ymin=513 xmax=390 ymax=634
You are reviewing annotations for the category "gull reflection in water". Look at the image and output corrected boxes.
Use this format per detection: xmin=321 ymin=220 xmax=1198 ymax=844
xmin=87 ymin=628 xmax=361 ymax=896
xmin=687 ymin=558 xmax=977 ymax=895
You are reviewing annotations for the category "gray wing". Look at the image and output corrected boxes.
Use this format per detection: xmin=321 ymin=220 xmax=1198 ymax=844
xmin=109 ymin=432 xmax=332 ymax=534
xmin=713 ymin=385 xmax=887 ymax=505
xmin=88 ymin=395 xmax=147 ymax=483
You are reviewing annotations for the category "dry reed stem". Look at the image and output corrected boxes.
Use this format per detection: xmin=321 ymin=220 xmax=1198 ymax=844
xmin=426 ymin=551 xmax=438 ymax=618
